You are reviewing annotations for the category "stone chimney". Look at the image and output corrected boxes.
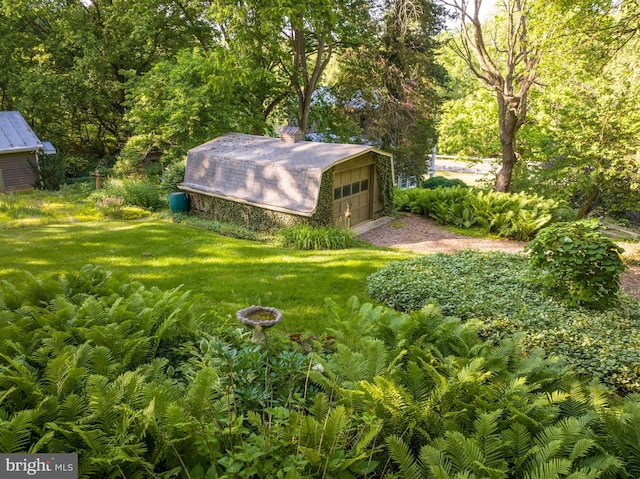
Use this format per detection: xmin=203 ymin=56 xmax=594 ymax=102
xmin=280 ymin=126 xmax=305 ymax=143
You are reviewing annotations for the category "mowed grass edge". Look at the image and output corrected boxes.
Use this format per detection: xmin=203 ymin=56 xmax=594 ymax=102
xmin=0 ymin=220 xmax=414 ymax=334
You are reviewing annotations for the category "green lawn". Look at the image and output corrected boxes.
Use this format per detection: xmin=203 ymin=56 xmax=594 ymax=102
xmin=0 ymin=219 xmax=413 ymax=334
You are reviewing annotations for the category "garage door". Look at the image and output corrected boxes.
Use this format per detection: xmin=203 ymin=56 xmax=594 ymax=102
xmin=332 ymin=165 xmax=373 ymax=227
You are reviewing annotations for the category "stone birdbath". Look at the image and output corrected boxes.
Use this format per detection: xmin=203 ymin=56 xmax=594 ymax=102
xmin=236 ymin=306 xmax=283 ymax=346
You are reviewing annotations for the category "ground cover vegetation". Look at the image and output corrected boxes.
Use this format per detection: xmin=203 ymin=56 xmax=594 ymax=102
xmin=367 ymin=247 xmax=639 ymax=394
xmin=2 ymin=269 xmax=640 ymax=478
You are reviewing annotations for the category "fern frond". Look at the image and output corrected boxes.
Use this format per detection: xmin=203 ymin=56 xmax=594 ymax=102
xmin=58 ymin=393 xmax=89 ymax=422
xmin=473 ymin=410 xmax=505 ymax=469
xmin=569 ymin=438 xmax=596 ymax=461
xmin=308 ymin=392 xmax=331 ymax=421
xmin=386 ymin=435 xmax=422 ymax=479
xmin=522 ymin=458 xmax=571 ymax=479
xmin=502 ymin=422 xmax=533 ymax=463
xmin=405 ymin=360 xmax=435 ymax=403
xmin=0 ymin=409 xmax=34 ymax=452
xmin=317 ymin=405 xmax=349 ymax=453
xmin=184 ymin=367 xmax=221 ymax=419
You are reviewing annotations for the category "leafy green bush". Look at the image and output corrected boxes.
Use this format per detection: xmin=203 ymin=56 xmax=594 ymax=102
xmin=526 ymin=220 xmax=627 ymax=308
xmin=367 ymin=251 xmax=640 ymax=393
xmin=281 ymin=224 xmax=357 ymax=250
xmin=30 ymin=154 xmax=65 ymax=191
xmin=421 ymin=175 xmax=468 ymax=189
xmin=394 ymin=186 xmax=571 ymax=240
xmin=64 ymin=155 xmax=90 ymax=178
xmin=159 ymin=159 xmax=186 ymax=194
xmin=121 ymin=178 xmax=164 ymax=210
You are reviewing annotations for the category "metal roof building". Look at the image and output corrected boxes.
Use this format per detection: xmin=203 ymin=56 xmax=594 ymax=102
xmin=0 ymin=111 xmax=43 ymax=153
xmin=0 ymin=111 xmax=51 ymax=191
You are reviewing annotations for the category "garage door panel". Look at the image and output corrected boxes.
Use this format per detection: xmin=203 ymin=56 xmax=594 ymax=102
xmin=333 ymin=164 xmax=373 ymax=227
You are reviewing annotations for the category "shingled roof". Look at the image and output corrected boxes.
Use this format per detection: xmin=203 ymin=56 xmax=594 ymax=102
xmin=0 ymin=111 xmax=43 ymax=154
xmin=180 ymin=133 xmax=391 ymax=216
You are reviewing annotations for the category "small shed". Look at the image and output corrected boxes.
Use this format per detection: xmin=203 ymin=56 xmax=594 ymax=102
xmin=179 ymin=131 xmax=394 ymax=230
xmin=0 ymin=111 xmax=52 ymax=192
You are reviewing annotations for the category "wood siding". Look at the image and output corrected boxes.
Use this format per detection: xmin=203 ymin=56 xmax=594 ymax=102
xmin=0 ymin=152 xmax=37 ymax=191
xmin=332 ymin=153 xmax=376 ymax=227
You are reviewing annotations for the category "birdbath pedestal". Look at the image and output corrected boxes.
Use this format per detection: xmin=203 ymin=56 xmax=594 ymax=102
xmin=236 ymin=306 xmax=283 ymax=346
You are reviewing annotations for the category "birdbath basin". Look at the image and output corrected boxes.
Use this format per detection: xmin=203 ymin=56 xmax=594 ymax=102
xmin=236 ymin=306 xmax=283 ymax=345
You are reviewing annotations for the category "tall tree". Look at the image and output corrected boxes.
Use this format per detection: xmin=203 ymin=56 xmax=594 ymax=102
xmin=1 ymin=0 xmax=209 ymax=154
xmin=442 ymin=0 xmax=545 ymax=191
xmin=438 ymin=0 xmax=617 ymax=192
xmin=332 ymin=0 xmax=448 ymax=177
xmin=517 ymin=26 xmax=640 ymax=219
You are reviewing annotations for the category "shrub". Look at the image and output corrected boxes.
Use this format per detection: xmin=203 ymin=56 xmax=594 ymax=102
xmin=421 ymin=175 xmax=468 ymax=189
xmin=30 ymin=154 xmax=65 ymax=191
xmin=121 ymin=178 xmax=164 ymax=210
xmin=159 ymin=159 xmax=186 ymax=194
xmin=526 ymin=220 xmax=626 ymax=308
xmin=280 ymin=224 xmax=357 ymax=250
xmin=367 ymin=250 xmax=640 ymax=393
xmin=64 ymin=155 xmax=90 ymax=178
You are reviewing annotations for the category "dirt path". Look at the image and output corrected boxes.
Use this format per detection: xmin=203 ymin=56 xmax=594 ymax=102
xmin=357 ymin=214 xmax=640 ymax=300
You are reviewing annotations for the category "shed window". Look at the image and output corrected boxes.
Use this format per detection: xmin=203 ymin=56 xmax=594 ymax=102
xmin=342 ymin=184 xmax=351 ymax=197
xmin=334 ymin=188 xmax=342 ymax=200
xmin=361 ymin=179 xmax=369 ymax=191
xmin=352 ymin=182 xmax=360 ymax=194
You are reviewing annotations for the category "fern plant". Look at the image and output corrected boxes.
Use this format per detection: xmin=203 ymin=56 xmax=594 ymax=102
xmin=394 ymin=186 xmax=567 ymax=240
xmin=385 ymin=411 xmax=622 ymax=479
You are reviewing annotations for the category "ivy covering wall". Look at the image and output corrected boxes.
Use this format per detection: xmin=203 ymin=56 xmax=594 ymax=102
xmin=375 ymin=153 xmax=394 ymax=217
xmin=309 ymin=168 xmax=334 ymax=227
xmin=187 ymin=169 xmax=336 ymax=232
xmin=186 ymin=157 xmax=393 ymax=231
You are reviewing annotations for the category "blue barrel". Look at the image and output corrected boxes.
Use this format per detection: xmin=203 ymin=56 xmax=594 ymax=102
xmin=169 ymin=192 xmax=189 ymax=212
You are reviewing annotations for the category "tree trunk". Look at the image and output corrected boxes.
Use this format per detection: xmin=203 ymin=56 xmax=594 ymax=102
xmin=298 ymin=90 xmax=313 ymax=135
xmin=576 ymin=187 xmax=599 ymax=219
xmin=495 ymin=140 xmax=517 ymax=192
xmin=495 ymin=94 xmax=521 ymax=192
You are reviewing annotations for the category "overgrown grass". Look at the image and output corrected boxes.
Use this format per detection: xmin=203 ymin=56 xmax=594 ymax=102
xmin=280 ymin=224 xmax=359 ymax=250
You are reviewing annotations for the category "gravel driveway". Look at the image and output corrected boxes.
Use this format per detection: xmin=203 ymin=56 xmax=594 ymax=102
xmin=356 ymin=213 xmax=640 ymax=299
xmin=357 ymin=214 xmax=526 ymax=254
